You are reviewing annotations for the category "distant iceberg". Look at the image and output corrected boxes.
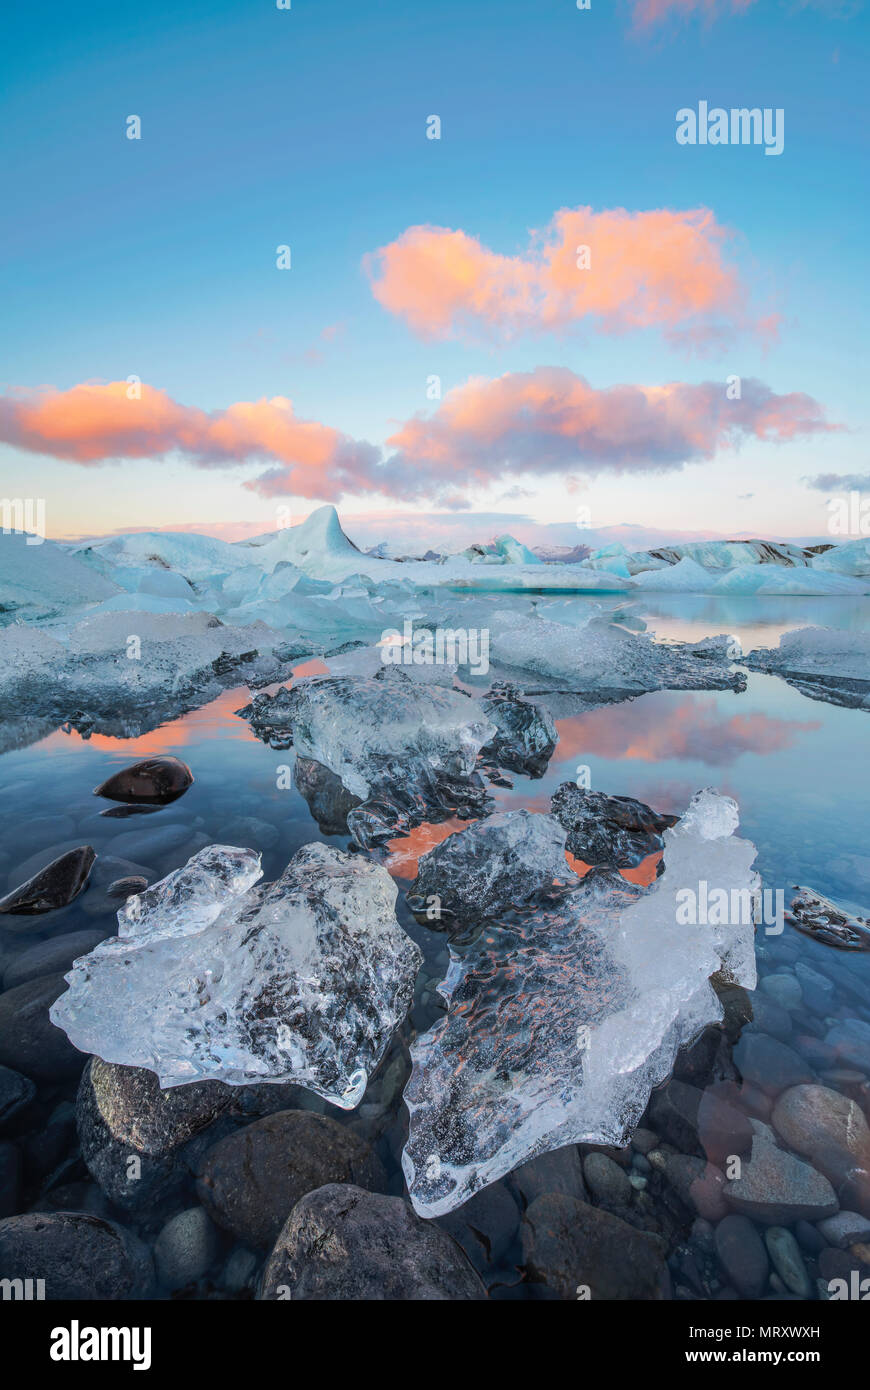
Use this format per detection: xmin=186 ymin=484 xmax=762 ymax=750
xmin=812 ymin=536 xmax=870 ymax=578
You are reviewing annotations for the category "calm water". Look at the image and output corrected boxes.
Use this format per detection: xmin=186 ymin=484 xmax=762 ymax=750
xmin=1 ymin=593 xmax=869 ymax=1299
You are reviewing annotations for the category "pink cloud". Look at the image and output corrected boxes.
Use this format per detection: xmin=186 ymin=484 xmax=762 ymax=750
xmin=380 ymin=367 xmax=837 ymax=500
xmin=552 ymin=696 xmax=820 ymax=767
xmin=630 ymin=0 xmax=756 ymax=27
xmin=0 ymin=381 xmax=380 ymax=495
xmin=365 ymin=207 xmax=774 ymax=345
xmin=631 ymin=0 xmax=858 ymax=23
xmin=0 ymin=370 xmax=835 ymax=507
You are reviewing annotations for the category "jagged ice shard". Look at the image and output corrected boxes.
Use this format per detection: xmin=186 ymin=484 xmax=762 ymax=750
xmin=401 ymin=792 xmax=759 ymax=1217
xmin=50 ymin=843 xmax=422 ymax=1106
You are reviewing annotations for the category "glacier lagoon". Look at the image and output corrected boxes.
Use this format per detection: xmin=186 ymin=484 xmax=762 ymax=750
xmin=0 ymin=543 xmax=869 ymax=1298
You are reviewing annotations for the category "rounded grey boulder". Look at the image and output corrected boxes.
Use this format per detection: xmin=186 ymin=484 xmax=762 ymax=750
xmin=77 ymin=1057 xmax=232 ymax=1208
xmin=0 ymin=1210 xmax=155 ymax=1299
xmin=196 ymin=1109 xmax=387 ymax=1251
xmin=259 ymin=1184 xmax=487 ymax=1300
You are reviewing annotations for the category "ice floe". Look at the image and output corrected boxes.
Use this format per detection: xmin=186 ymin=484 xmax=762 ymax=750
xmin=744 ymin=626 xmax=870 ymax=709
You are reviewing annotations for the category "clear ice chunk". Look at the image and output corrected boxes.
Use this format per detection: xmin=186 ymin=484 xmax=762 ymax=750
xmin=401 ymin=790 xmax=759 ymax=1216
xmin=262 ymin=668 xmax=497 ymax=800
xmin=407 ymin=810 xmax=578 ymax=922
xmin=51 ymin=842 xmax=422 ymax=1104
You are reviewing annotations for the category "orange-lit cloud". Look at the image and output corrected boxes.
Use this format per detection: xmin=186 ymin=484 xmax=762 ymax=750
xmin=0 ymin=381 xmax=380 ymax=495
xmin=0 ymin=370 xmax=835 ymax=506
xmin=381 ymin=368 xmax=836 ymax=498
xmin=365 ymin=208 xmax=774 ymax=345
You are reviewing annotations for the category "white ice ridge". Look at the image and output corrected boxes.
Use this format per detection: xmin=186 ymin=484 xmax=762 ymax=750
xmin=50 ymin=842 xmax=422 ymax=1104
xmin=401 ymin=792 xmax=759 ymax=1217
xmin=231 ymin=507 xmax=630 ymax=593
xmin=7 ymin=510 xmax=867 ymax=624
xmin=0 ymin=531 xmax=121 ymax=617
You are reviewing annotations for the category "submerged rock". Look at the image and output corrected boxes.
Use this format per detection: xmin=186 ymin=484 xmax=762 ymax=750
xmin=105 ymin=875 xmax=149 ymax=901
xmin=51 ymin=842 xmax=422 ymax=1105
xmin=550 ymin=785 xmax=677 ymax=869
xmin=407 ymin=810 xmax=578 ymax=923
xmin=784 ymin=886 xmax=870 ymax=951
xmin=402 ymin=789 xmax=758 ymax=1217
xmin=94 ymin=755 xmax=194 ymax=805
xmin=764 ymin=1225 xmax=812 ymax=1297
xmin=0 ymin=1210 xmax=155 ymax=1299
xmin=0 ymin=845 xmax=95 ymax=918
xmin=0 ymin=974 xmax=88 ymax=1081
xmin=154 ymin=1207 xmax=222 ymax=1289
xmin=0 ymin=1064 xmax=35 ymax=1132
xmin=521 ymin=1193 xmax=668 ymax=1300
xmin=2 ymin=928 xmax=112 ymax=990
xmin=714 ymin=1213 xmax=769 ymax=1298
xmin=196 ymin=1111 xmax=387 ymax=1251
xmin=258 ymin=1184 xmax=487 ymax=1300
xmin=724 ymin=1128 xmax=839 ymax=1224
xmin=771 ymin=1084 xmax=870 ymax=1173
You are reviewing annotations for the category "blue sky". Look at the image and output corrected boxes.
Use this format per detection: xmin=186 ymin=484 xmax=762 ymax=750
xmin=1 ymin=0 xmax=867 ymax=542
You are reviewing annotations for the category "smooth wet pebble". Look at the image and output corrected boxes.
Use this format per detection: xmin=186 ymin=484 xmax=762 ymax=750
xmin=764 ymin=1226 xmax=812 ymax=1297
xmin=154 ymin=1206 xmax=222 ymax=1288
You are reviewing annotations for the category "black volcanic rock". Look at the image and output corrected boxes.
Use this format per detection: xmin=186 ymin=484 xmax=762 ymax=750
xmin=0 ymin=845 xmax=96 ymax=916
xmin=480 ymin=685 xmax=558 ymax=777
xmin=259 ymin=1184 xmax=486 ymax=1300
xmin=550 ymin=785 xmax=677 ymax=869
xmin=94 ymin=755 xmax=193 ymax=805
xmin=785 ymin=885 xmax=870 ymax=951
